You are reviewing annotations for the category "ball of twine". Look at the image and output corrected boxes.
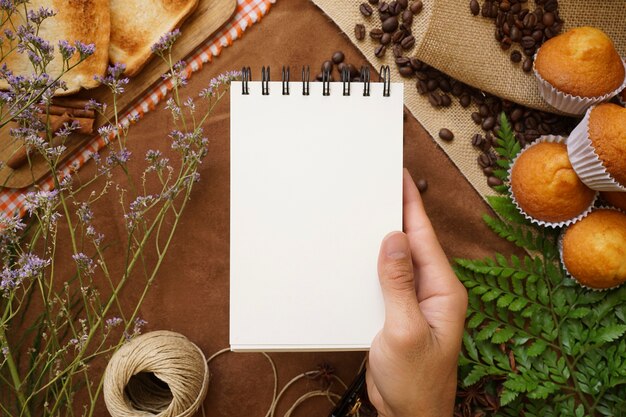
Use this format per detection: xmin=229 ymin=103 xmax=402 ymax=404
xmin=104 ymin=330 xmax=209 ymax=417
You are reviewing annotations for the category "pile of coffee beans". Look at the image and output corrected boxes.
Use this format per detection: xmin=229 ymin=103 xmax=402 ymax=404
xmin=358 ymin=0 xmax=423 ymax=60
xmin=470 ymin=0 xmax=564 ymax=73
xmin=314 ymin=51 xmax=367 ymax=82
xmin=352 ymin=0 xmax=575 ymax=188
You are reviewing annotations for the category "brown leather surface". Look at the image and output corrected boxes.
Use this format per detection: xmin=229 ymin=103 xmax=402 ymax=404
xmin=67 ymin=0 xmax=520 ymax=415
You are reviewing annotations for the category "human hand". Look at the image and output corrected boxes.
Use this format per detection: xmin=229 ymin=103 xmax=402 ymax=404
xmin=366 ymin=169 xmax=468 ymax=417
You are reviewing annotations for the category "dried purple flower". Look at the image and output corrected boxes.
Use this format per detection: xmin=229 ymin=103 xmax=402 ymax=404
xmin=150 ymin=29 xmax=181 ymax=55
xmin=74 ymin=41 xmax=95 ymax=59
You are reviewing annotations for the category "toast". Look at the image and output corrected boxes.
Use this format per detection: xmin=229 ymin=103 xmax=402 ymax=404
xmin=109 ymin=0 xmax=200 ymax=77
xmin=0 ymin=0 xmax=110 ymax=95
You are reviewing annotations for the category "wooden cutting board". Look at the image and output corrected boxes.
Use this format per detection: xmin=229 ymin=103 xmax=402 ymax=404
xmin=0 ymin=0 xmax=237 ymax=189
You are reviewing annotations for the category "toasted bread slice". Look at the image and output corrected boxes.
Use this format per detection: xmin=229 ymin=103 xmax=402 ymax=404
xmin=109 ymin=0 xmax=200 ymax=77
xmin=0 ymin=0 xmax=110 ymax=95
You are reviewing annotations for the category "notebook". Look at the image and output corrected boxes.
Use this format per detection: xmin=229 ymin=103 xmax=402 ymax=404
xmin=230 ymin=67 xmax=403 ymax=351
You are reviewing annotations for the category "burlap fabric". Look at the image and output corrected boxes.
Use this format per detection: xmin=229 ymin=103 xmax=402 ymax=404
xmin=311 ymin=0 xmax=626 ymax=198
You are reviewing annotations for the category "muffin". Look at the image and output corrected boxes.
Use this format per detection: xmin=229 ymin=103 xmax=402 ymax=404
xmin=602 ymin=191 xmax=626 ymax=211
xmin=561 ymin=209 xmax=626 ymax=290
xmin=568 ymin=103 xmax=626 ymax=191
xmin=534 ymin=27 xmax=626 ymax=114
xmin=510 ymin=139 xmax=597 ymax=226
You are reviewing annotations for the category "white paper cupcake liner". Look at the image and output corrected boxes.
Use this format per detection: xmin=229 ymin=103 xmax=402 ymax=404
xmin=567 ymin=106 xmax=626 ymax=192
xmin=533 ymin=57 xmax=626 ymax=116
xmin=508 ymin=135 xmax=598 ymax=229
xmin=558 ymin=206 xmax=625 ymax=291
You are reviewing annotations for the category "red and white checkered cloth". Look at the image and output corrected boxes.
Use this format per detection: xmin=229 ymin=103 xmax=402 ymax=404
xmin=0 ymin=0 xmax=275 ymax=218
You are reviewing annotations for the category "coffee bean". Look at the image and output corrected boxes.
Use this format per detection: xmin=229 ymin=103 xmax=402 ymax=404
xmin=409 ymin=58 xmax=422 ymax=70
xmin=522 ymin=58 xmax=533 ymax=72
xmin=395 ymin=56 xmax=410 ymax=66
xmin=427 ymin=79 xmax=438 ymax=91
xmin=487 ymin=176 xmax=503 ymax=187
xmin=439 ymin=128 xmax=454 ymax=141
xmin=375 ymin=44 xmax=386 ymax=57
xmin=471 ymin=112 xmax=482 ymax=124
xmin=470 ymin=0 xmax=480 ymax=15
xmin=354 ymin=23 xmax=366 ymax=40
xmin=382 ymin=16 xmax=399 ymax=32
xmin=321 ymin=60 xmax=333 ymax=73
xmin=482 ymin=116 xmax=496 ymax=131
xmin=417 ymin=178 xmax=428 ymax=193
xmin=401 ymin=35 xmax=415 ymax=50
xmin=478 ymin=153 xmax=492 ymax=168
xmin=370 ymin=28 xmax=384 ymax=39
xmin=398 ymin=0 xmax=408 ymax=9
xmin=544 ymin=0 xmax=558 ymax=12
xmin=410 ymin=0 xmax=423 ymax=13
xmin=479 ymin=104 xmax=490 ymax=118
xmin=428 ymin=92 xmax=442 ymax=107
xmin=393 ymin=44 xmax=403 ymax=57
xmin=381 ymin=33 xmax=392 ymax=45
xmin=472 ymin=133 xmax=485 ymax=148
xmin=520 ymin=36 xmax=537 ymax=49
xmin=509 ymin=26 xmax=521 ymax=42
xmin=460 ymin=94 xmax=472 ymax=107
xmin=399 ymin=66 xmax=414 ymax=77
xmin=440 ymin=94 xmax=452 ymax=107
xmin=402 ymin=9 xmax=413 ymax=25
xmin=388 ymin=1 xmax=401 ymax=15
xmin=417 ymin=80 xmax=428 ymax=94
xmin=500 ymin=0 xmax=510 ymax=12
xmin=368 ymin=0 xmax=379 ymax=4
xmin=332 ymin=51 xmax=345 ymax=64
xmin=348 ymin=64 xmax=359 ymax=78
xmin=510 ymin=108 xmax=524 ymax=122
xmin=360 ymin=2 xmax=374 ymax=16
xmin=379 ymin=2 xmax=389 ymax=13
xmin=392 ymin=30 xmax=405 ymax=44
xmin=510 ymin=50 xmax=522 ymax=63
xmin=531 ymin=30 xmax=543 ymax=42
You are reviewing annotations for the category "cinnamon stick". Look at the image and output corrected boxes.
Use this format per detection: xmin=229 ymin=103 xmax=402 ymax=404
xmin=44 ymin=105 xmax=95 ymax=119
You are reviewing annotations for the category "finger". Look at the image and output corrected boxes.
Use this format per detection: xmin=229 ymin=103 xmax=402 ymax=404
xmin=402 ymin=169 xmax=463 ymax=301
xmin=377 ymin=231 xmax=423 ymax=327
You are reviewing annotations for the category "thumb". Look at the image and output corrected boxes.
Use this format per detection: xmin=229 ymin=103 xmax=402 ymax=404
xmin=378 ymin=232 xmax=421 ymax=325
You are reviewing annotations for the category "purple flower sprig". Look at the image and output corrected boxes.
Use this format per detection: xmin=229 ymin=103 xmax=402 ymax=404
xmin=94 ymin=63 xmax=129 ymax=95
xmin=150 ymin=29 xmax=181 ymax=56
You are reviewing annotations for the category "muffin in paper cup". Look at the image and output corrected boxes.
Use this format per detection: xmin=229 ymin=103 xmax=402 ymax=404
xmin=533 ymin=59 xmax=626 ymax=116
xmin=508 ymin=135 xmax=598 ymax=228
xmin=559 ymin=207 xmax=626 ymax=291
xmin=567 ymin=105 xmax=626 ymax=192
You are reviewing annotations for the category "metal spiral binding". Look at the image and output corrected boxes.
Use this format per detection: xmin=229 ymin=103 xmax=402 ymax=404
xmin=241 ymin=66 xmax=251 ymax=95
xmin=322 ymin=67 xmax=331 ymax=96
xmin=302 ymin=66 xmax=310 ymax=96
xmin=261 ymin=66 xmax=270 ymax=95
xmin=380 ymin=65 xmax=391 ymax=97
xmin=360 ymin=66 xmax=370 ymax=97
xmin=342 ymin=66 xmax=351 ymax=96
xmin=241 ymin=65 xmax=386 ymax=97
xmin=282 ymin=66 xmax=290 ymax=95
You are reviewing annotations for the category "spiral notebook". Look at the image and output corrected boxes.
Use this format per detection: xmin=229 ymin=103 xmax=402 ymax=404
xmin=230 ymin=67 xmax=403 ymax=351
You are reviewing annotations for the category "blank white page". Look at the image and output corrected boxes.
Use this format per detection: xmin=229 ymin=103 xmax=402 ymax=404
xmin=230 ymin=80 xmax=403 ymax=351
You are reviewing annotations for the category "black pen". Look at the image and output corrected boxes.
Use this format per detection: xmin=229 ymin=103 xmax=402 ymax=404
xmin=329 ymin=367 xmax=367 ymax=417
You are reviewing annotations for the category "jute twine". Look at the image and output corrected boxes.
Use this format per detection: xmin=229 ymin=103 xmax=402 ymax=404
xmin=103 ymin=331 xmax=209 ymax=417
xmin=311 ymin=0 xmax=626 ymax=199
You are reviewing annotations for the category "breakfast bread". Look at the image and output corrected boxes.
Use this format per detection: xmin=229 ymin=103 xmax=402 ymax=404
xmin=510 ymin=141 xmax=596 ymax=224
xmin=588 ymin=103 xmax=626 ymax=186
xmin=0 ymin=0 xmax=110 ymax=95
xmin=109 ymin=0 xmax=199 ymax=77
xmin=535 ymin=27 xmax=625 ymax=98
xmin=562 ymin=209 xmax=626 ymax=290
